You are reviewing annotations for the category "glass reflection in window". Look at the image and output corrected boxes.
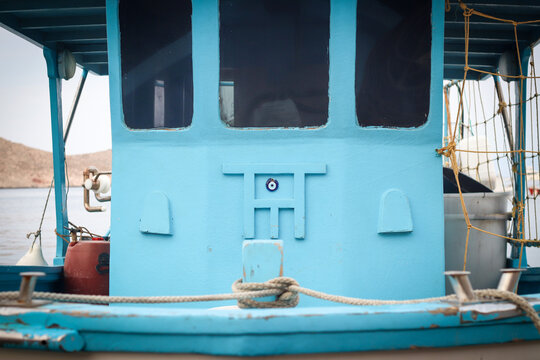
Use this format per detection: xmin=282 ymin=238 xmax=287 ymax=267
xmin=356 ymin=0 xmax=431 ymax=128
xmin=220 ymin=0 xmax=330 ymax=128
xmin=120 ymin=0 xmax=193 ymax=129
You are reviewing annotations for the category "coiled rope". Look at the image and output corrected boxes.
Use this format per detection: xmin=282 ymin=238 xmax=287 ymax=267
xmin=1 ymin=277 xmax=539 ymax=332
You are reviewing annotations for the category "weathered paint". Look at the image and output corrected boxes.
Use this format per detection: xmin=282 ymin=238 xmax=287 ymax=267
xmin=0 ymin=325 xmax=84 ymax=352
xmin=242 ymin=240 xmax=283 ymax=282
xmin=242 ymin=240 xmax=284 ymax=302
xmin=1 ymin=298 xmax=539 ymax=355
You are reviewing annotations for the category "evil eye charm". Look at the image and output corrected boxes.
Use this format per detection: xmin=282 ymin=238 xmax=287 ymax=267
xmin=266 ymin=178 xmax=279 ymax=192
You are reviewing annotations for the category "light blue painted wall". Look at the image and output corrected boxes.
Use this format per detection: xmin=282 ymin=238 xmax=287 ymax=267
xmin=106 ymin=0 xmax=445 ymax=305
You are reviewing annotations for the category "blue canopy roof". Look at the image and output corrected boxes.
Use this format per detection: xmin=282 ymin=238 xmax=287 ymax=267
xmin=444 ymin=0 xmax=540 ymax=80
xmin=0 ymin=0 xmax=107 ymax=75
xmin=0 ymin=0 xmax=539 ymax=79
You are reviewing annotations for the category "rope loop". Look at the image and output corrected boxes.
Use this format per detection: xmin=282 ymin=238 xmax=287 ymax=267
xmin=26 ymin=230 xmax=41 ymax=240
xmin=232 ymin=277 xmax=300 ymax=309
xmin=436 ymin=141 xmax=456 ymax=158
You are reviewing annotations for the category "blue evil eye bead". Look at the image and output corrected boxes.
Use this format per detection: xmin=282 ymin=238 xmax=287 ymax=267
xmin=266 ymin=178 xmax=278 ymax=192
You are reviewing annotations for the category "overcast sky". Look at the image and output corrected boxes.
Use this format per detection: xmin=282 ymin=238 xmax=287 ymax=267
xmin=0 ymin=27 xmax=111 ymax=155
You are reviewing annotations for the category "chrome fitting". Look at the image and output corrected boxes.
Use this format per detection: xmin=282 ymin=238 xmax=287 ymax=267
xmin=18 ymin=272 xmax=45 ymax=305
xmin=497 ymin=268 xmax=527 ymax=293
xmin=445 ymin=271 xmax=475 ymax=302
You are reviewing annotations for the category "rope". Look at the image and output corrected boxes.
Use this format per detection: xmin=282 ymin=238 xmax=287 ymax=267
xmin=25 ymin=179 xmax=54 ymax=249
xmin=475 ymin=289 xmax=540 ymax=333
xmin=438 ymin=1 xmax=540 ymax=272
xmin=232 ymin=277 xmax=300 ymax=308
xmin=1 ymin=277 xmax=538 ymax=332
xmin=0 ymin=285 xmax=282 ymax=305
xmin=0 ymin=278 xmax=453 ymax=307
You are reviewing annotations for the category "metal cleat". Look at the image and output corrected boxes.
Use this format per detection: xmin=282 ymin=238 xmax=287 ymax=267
xmin=497 ymin=268 xmax=527 ymax=293
xmin=445 ymin=271 xmax=476 ymax=302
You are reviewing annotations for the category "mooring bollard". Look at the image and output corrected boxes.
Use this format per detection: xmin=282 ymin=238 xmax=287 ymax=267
xmin=445 ymin=271 xmax=475 ymax=302
xmin=497 ymin=268 xmax=527 ymax=293
xmin=242 ymin=240 xmax=284 ymax=303
xmin=18 ymin=272 xmax=46 ymax=305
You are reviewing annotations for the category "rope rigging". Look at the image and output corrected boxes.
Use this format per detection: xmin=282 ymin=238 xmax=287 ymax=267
xmin=1 ymin=276 xmax=539 ymax=333
xmin=438 ymin=1 xmax=540 ymax=273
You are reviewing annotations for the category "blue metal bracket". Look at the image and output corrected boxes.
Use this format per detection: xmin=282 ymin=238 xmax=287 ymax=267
xmin=377 ymin=189 xmax=413 ymax=234
xmin=139 ymin=191 xmax=173 ymax=235
xmin=223 ymin=163 xmax=326 ymax=239
xmin=43 ymin=47 xmax=68 ymax=266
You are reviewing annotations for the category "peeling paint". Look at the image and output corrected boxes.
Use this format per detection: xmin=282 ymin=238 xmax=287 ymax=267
xmin=428 ymin=307 xmax=458 ymax=316
xmin=49 ymin=309 xmax=116 ymax=319
xmin=0 ymin=307 xmax=50 ymax=316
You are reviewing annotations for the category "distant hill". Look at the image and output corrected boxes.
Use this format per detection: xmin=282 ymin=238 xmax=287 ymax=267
xmin=0 ymin=138 xmax=111 ymax=188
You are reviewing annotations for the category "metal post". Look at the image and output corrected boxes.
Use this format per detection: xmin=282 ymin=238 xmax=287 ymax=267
xmin=444 ymin=271 xmax=475 ymax=302
xmin=511 ymin=47 xmax=531 ymax=268
xmin=43 ymin=48 xmax=69 ymax=266
xmin=242 ymin=240 xmax=284 ymax=303
xmin=497 ymin=268 xmax=526 ymax=293
xmin=64 ymin=68 xmax=88 ymax=143
xmin=493 ymin=76 xmax=514 ymax=152
xmin=18 ymin=272 xmax=45 ymax=305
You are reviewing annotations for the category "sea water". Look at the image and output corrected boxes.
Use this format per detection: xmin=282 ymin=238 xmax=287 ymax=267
xmin=0 ymin=187 xmax=109 ymax=265
xmin=1 ymin=187 xmax=539 ymax=266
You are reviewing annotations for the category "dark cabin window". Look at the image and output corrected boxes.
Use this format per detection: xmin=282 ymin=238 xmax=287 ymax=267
xmin=220 ymin=0 xmax=330 ymax=128
xmin=356 ymin=0 xmax=431 ymax=127
xmin=119 ymin=0 xmax=193 ymax=129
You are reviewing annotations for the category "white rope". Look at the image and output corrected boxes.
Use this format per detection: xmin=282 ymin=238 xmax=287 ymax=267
xmin=474 ymin=289 xmax=540 ymax=333
xmin=0 ymin=285 xmax=281 ymax=305
xmin=1 ymin=277 xmax=538 ymax=332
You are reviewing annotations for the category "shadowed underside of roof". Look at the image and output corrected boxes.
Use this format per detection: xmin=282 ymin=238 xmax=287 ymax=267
xmin=444 ymin=0 xmax=540 ymax=80
xmin=0 ymin=0 xmax=107 ymax=75
xmin=0 ymin=1 xmax=540 ymax=79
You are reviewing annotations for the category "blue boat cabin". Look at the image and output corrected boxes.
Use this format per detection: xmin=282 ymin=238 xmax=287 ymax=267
xmin=106 ymin=0 xmax=444 ymax=304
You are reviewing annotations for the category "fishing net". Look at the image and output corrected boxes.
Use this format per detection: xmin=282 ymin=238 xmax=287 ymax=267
xmin=439 ymin=1 xmax=540 ymax=270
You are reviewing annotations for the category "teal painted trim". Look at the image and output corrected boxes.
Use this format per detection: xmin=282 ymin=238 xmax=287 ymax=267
xmin=2 ymin=298 xmax=540 ymax=355
xmin=107 ymin=0 xmax=443 ymax=144
xmin=43 ymin=47 xmax=68 ymax=266
xmin=105 ymin=0 xmax=121 ymax=280
xmin=512 ymin=47 xmax=531 ymax=266
xmin=223 ymin=163 xmax=326 ymax=239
